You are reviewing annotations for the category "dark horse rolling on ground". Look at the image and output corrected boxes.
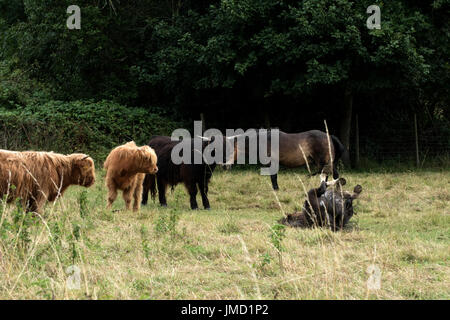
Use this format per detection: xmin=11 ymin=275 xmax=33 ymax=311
xmin=280 ymin=174 xmax=363 ymax=231
xmin=234 ymin=130 xmax=346 ymax=190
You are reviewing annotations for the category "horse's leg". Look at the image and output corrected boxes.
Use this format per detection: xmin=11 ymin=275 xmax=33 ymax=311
xmin=304 ymin=156 xmax=322 ymax=177
xmin=320 ymin=148 xmax=336 ymax=180
xmin=270 ymin=174 xmax=279 ymax=190
xmin=303 ymin=180 xmax=328 ymax=227
xmin=313 ymin=154 xmax=333 ymax=181
xmin=261 ymin=162 xmax=279 ymax=189
xmin=308 ymin=160 xmax=327 ymax=180
xmin=321 ymin=162 xmax=334 ymax=180
xmin=302 ymin=186 xmax=317 ymax=227
xmin=308 ymin=170 xmax=321 ymax=177
xmin=332 ymin=166 xmax=339 ymax=179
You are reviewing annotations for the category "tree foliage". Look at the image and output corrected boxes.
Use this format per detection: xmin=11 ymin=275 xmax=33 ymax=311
xmin=0 ymin=100 xmax=181 ymax=161
xmin=0 ymin=0 xmax=448 ymax=160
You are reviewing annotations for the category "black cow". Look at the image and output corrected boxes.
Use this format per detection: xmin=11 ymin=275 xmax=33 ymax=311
xmin=142 ymin=135 xmax=233 ymax=210
xmin=280 ymin=175 xmax=362 ymax=231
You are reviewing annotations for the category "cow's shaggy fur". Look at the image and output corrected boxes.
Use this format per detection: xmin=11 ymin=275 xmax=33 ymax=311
xmin=0 ymin=149 xmax=95 ymax=213
xmin=104 ymin=141 xmax=157 ymax=211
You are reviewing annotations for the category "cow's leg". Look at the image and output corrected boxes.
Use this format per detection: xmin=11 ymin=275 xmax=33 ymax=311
xmin=122 ymin=186 xmax=133 ymax=211
xmin=157 ymin=178 xmax=168 ymax=207
xmin=270 ymin=174 xmax=279 ymax=190
xmin=187 ymin=183 xmax=199 ymax=210
xmin=35 ymin=196 xmax=47 ymax=214
xmin=107 ymin=188 xmax=118 ymax=209
xmin=133 ymin=175 xmax=145 ymax=212
xmin=26 ymin=193 xmax=46 ymax=214
xmin=198 ymin=181 xmax=210 ymax=210
xmin=141 ymin=174 xmax=151 ymax=205
xmin=106 ymin=178 xmax=118 ymax=209
xmin=26 ymin=198 xmax=38 ymax=213
xmin=133 ymin=188 xmax=142 ymax=212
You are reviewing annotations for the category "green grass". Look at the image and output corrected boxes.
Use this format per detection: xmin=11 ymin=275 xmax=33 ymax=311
xmin=0 ymin=167 xmax=449 ymax=299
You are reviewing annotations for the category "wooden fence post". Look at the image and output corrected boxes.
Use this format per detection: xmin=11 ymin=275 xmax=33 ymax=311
xmin=355 ymin=114 xmax=360 ymax=167
xmin=414 ymin=113 xmax=420 ymax=167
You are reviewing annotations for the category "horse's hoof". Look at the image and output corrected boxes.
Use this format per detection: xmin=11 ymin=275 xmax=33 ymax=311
xmin=338 ymin=178 xmax=346 ymax=186
xmin=205 ymin=207 xmax=211 ymax=211
xmin=160 ymin=204 xmax=167 ymax=207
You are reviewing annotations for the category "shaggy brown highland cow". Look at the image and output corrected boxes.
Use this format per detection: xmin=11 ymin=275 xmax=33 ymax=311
xmin=0 ymin=149 xmax=95 ymax=213
xmin=104 ymin=141 xmax=158 ymax=211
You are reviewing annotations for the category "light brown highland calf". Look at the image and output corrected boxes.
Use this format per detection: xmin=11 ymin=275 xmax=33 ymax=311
xmin=104 ymin=141 xmax=158 ymax=211
xmin=0 ymin=149 xmax=95 ymax=213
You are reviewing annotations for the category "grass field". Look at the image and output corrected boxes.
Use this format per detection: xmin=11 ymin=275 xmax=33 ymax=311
xmin=0 ymin=167 xmax=449 ymax=299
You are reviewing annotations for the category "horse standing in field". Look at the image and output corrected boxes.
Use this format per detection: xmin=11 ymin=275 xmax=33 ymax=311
xmin=142 ymin=136 xmax=234 ymax=210
xmin=233 ymin=130 xmax=346 ymax=190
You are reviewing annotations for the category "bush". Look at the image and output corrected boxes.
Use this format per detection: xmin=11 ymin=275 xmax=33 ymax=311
xmin=0 ymin=100 xmax=183 ymax=163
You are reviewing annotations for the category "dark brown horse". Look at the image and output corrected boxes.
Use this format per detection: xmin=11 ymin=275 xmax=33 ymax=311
xmin=233 ymin=129 xmax=346 ymax=190
xmin=280 ymin=174 xmax=363 ymax=231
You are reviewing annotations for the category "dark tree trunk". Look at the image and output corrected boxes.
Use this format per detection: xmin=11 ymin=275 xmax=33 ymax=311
xmin=355 ymin=114 xmax=360 ymax=168
xmin=263 ymin=100 xmax=271 ymax=128
xmin=200 ymin=112 xmax=206 ymax=132
xmin=339 ymin=86 xmax=353 ymax=167
xmin=264 ymin=111 xmax=271 ymax=129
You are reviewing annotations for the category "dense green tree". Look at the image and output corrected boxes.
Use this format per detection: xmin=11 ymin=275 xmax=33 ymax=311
xmin=136 ymin=0 xmax=438 ymax=148
xmin=0 ymin=0 xmax=448 ymax=163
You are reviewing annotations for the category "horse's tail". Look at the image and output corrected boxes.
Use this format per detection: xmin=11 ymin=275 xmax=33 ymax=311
xmin=331 ymin=135 xmax=346 ymax=166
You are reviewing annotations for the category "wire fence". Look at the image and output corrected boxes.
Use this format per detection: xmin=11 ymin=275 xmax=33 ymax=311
xmin=355 ymin=113 xmax=449 ymax=166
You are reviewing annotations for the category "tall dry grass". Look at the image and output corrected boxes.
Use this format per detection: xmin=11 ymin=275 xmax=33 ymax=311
xmin=0 ymin=168 xmax=449 ymax=299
